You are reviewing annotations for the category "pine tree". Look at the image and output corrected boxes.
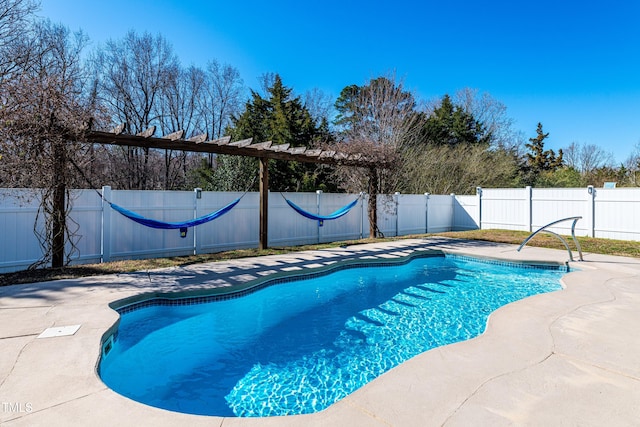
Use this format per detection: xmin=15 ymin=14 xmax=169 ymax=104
xmin=525 ymin=123 xmax=563 ymax=171
xmin=421 ymin=94 xmax=490 ymax=146
xmin=523 ymin=123 xmax=564 ymax=185
xmin=211 ymin=74 xmax=334 ymax=191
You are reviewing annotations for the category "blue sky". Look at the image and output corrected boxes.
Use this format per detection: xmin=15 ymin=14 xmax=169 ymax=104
xmin=40 ymin=0 xmax=640 ymax=163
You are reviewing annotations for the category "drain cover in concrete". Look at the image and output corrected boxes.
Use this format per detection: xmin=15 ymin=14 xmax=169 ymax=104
xmin=37 ymin=325 xmax=81 ymax=338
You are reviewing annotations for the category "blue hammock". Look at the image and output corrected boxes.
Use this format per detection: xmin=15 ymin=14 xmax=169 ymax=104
xmin=110 ymin=197 xmax=241 ymax=237
xmin=285 ymin=196 xmax=360 ymax=226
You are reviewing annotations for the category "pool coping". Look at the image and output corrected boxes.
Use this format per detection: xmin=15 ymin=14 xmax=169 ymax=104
xmin=1 ymin=237 xmax=639 ymax=426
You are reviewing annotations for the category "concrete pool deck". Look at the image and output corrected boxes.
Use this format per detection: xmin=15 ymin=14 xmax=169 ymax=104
xmin=1 ymin=237 xmax=639 ymax=426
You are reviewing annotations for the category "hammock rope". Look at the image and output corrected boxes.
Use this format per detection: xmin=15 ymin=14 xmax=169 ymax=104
xmin=282 ymin=193 xmax=362 ymax=226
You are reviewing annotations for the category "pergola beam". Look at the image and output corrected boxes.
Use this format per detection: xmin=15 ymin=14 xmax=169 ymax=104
xmin=188 ymin=133 xmax=208 ymax=143
xmin=84 ymin=130 xmax=373 ymax=167
xmin=162 ymin=130 xmax=184 ymax=141
xmin=136 ymin=126 xmax=156 ymax=138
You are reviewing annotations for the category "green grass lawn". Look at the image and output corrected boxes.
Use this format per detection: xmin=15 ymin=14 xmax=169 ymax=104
xmin=435 ymin=229 xmax=640 ymax=258
xmin=2 ymin=230 xmax=638 ymax=286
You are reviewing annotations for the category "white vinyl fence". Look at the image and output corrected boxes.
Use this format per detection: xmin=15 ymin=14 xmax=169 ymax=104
xmin=2 ymin=185 xmax=638 ymax=273
xmin=478 ymin=186 xmax=640 ymax=240
xmin=0 ymin=188 xmax=468 ymax=273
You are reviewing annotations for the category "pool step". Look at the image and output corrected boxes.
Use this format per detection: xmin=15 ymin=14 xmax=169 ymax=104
xmin=414 ymin=284 xmax=447 ymax=294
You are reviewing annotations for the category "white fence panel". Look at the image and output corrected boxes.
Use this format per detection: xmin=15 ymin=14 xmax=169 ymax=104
xmin=316 ymin=193 xmax=365 ymax=243
xmin=67 ymin=190 xmax=103 ymax=265
xmin=270 ymin=192 xmax=365 ymax=245
xmin=454 ymin=195 xmax=479 ymax=231
xmin=481 ymin=188 xmax=530 ymax=231
xmin=426 ymin=195 xmax=453 ymax=233
xmin=0 ymin=189 xmax=44 ymax=272
xmin=108 ymin=190 xmax=198 ymax=261
xmin=360 ymin=194 xmax=372 ymax=238
xmin=269 ymin=192 xmax=320 ymax=246
xmin=593 ymin=188 xmax=640 ymax=241
xmin=398 ymin=194 xmax=427 ymax=235
xmin=376 ymin=194 xmax=400 ymax=237
xmin=531 ymin=188 xmax=590 ymax=236
xmin=196 ymin=191 xmax=259 ymax=253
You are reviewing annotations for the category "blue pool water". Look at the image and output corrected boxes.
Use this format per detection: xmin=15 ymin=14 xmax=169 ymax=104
xmin=99 ymin=254 xmax=564 ymax=417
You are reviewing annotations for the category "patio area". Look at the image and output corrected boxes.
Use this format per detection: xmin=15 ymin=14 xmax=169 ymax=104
xmin=1 ymin=237 xmax=639 ymax=426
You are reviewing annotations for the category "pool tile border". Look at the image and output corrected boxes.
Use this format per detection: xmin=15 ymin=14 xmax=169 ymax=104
xmin=447 ymin=253 xmax=570 ymax=272
xmin=114 ymin=251 xmax=444 ymax=314
xmin=113 ymin=252 xmax=568 ymax=315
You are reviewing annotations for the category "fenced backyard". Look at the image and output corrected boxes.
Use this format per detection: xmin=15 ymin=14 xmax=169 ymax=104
xmin=1 ymin=186 xmax=638 ymax=273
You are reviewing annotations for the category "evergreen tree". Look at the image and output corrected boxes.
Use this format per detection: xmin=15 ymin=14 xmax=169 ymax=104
xmin=333 ymin=84 xmax=362 ymax=131
xmin=522 ymin=123 xmax=564 ymax=185
xmin=421 ymin=94 xmax=490 ymax=146
xmin=536 ymin=167 xmax=584 ymax=188
xmin=211 ymin=74 xmax=335 ymax=192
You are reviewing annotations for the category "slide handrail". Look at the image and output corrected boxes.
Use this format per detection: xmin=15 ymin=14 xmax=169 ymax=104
xmin=517 ymin=216 xmax=584 ymax=261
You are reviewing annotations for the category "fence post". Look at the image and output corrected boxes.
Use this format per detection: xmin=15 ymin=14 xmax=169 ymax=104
xmin=475 ymin=187 xmax=482 ymax=230
xmin=316 ymin=190 xmax=322 ymax=243
xmin=394 ymin=192 xmax=400 ymax=236
xmin=194 ymin=188 xmax=202 ymax=255
xmin=424 ymin=193 xmax=430 ymax=233
xmin=587 ymin=185 xmax=596 ymax=237
xmin=526 ymin=186 xmax=533 ymax=232
xmin=450 ymin=193 xmax=456 ymax=231
xmin=101 ymin=186 xmax=111 ymax=263
xmin=360 ymin=192 xmax=366 ymax=239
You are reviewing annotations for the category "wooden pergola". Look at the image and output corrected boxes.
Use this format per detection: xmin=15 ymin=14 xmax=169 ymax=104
xmin=85 ymin=125 xmax=382 ymax=249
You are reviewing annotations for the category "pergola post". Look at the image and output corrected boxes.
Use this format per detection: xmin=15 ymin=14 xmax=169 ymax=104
xmin=368 ymin=167 xmax=378 ymax=238
xmin=259 ymin=157 xmax=269 ymax=249
xmin=52 ymin=140 xmax=66 ymax=268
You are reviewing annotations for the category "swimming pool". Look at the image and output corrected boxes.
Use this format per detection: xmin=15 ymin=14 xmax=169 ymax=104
xmin=99 ymin=253 xmax=565 ymax=417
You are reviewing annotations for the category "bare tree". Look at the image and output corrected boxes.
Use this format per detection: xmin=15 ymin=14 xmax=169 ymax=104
xmin=328 ymin=73 xmax=424 ymax=237
xmin=304 ymin=87 xmax=333 ymax=127
xmin=453 ymin=87 xmax=521 ymax=151
xmin=0 ymin=0 xmax=38 ymax=81
xmin=201 ymin=60 xmax=244 ymax=139
xmin=197 ymin=60 xmax=244 ymax=166
xmin=92 ymin=30 xmax=179 ymax=189
xmin=562 ymin=142 xmax=580 ymax=170
xmin=156 ymin=64 xmax=206 ymax=189
xmin=0 ymin=18 xmax=93 ymax=267
xmin=257 ymin=72 xmax=276 ymax=96
xmin=623 ymin=141 xmax=640 ymax=186
xmin=563 ymin=141 xmax=614 ymax=174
